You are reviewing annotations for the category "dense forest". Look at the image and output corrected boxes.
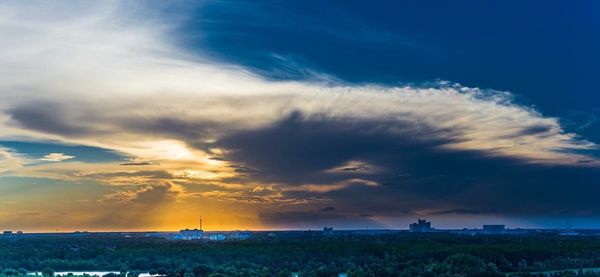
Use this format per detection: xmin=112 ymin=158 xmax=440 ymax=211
xmin=1 ymin=233 xmax=600 ymax=276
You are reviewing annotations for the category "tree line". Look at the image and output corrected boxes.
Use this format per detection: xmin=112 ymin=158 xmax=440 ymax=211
xmin=1 ymin=233 xmax=600 ymax=276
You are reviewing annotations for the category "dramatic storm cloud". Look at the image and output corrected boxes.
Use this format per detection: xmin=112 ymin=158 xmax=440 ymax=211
xmin=0 ymin=1 xmax=598 ymax=230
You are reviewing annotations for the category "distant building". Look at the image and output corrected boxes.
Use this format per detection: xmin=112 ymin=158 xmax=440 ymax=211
xmin=208 ymin=234 xmax=226 ymax=241
xmin=323 ymin=227 xmax=334 ymax=236
xmin=229 ymin=230 xmax=251 ymax=240
xmin=482 ymin=224 xmax=506 ymax=234
xmin=175 ymin=216 xmax=205 ymax=240
xmin=73 ymin=231 xmax=89 ymax=236
xmin=559 ymin=231 xmax=579 ymax=236
xmin=409 ymin=219 xmax=433 ymax=232
xmin=176 ymin=229 xmax=204 ymax=240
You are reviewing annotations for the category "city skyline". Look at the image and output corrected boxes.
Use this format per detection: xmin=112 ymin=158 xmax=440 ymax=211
xmin=1 ymin=1 xmax=600 ymax=232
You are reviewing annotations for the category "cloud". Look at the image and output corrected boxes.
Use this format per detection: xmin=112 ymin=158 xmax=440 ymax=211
xmin=0 ymin=1 xmax=594 ymax=166
xmin=39 ymin=153 xmax=75 ymax=162
xmin=119 ymin=160 xmax=157 ymax=166
xmin=427 ymin=209 xmax=498 ymax=216
xmin=8 ymin=102 xmax=92 ymax=137
xmin=0 ymin=148 xmax=23 ymax=173
xmin=258 ymin=209 xmax=388 ymax=229
xmin=320 ymin=206 xmax=336 ymax=212
xmin=214 ymin=113 xmax=600 ymax=219
xmin=325 ymin=161 xmax=377 ymax=174
xmin=200 ymin=189 xmax=300 ymax=205
xmin=0 ymin=1 xmax=598 ymax=229
xmin=16 ymin=211 xmax=41 ymax=217
xmin=101 ymin=183 xmax=180 ymax=204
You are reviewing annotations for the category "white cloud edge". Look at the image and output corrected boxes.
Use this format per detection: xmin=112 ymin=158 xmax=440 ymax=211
xmin=39 ymin=153 xmax=75 ymax=162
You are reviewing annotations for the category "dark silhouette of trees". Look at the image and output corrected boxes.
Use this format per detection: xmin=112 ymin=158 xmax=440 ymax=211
xmin=1 ymin=234 xmax=600 ymax=276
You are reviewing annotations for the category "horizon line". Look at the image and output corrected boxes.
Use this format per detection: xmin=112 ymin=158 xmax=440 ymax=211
xmin=3 ymin=227 xmax=596 ymax=234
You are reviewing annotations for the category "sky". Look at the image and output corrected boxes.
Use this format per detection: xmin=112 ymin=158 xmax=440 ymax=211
xmin=0 ymin=0 xmax=599 ymax=231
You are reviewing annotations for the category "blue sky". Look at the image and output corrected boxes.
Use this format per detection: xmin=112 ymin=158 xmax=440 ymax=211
xmin=186 ymin=1 xmax=600 ymax=115
xmin=0 ymin=1 xmax=599 ymax=231
xmin=0 ymin=141 xmax=125 ymax=163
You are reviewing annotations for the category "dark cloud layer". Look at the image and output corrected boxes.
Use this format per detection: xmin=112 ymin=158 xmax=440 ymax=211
xmin=219 ymin=113 xmax=600 ymax=222
xmin=218 ymin=112 xmax=456 ymax=183
xmin=258 ymin=209 xmax=387 ymax=229
xmin=8 ymin=102 xmax=93 ymax=137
